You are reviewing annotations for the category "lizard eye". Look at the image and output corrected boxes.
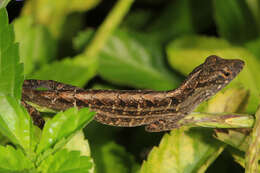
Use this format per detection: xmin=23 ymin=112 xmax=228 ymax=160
xmin=223 ymin=71 xmax=230 ymax=77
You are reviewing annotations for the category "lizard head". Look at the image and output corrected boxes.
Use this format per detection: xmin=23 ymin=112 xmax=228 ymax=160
xmin=176 ymin=55 xmax=245 ymax=114
xmin=180 ymin=55 xmax=245 ymax=98
xmin=197 ymin=55 xmax=244 ymax=88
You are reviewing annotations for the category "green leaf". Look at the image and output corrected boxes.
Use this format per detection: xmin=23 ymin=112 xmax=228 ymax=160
xmin=98 ymin=29 xmax=179 ymax=90
xmin=206 ymin=88 xmax=249 ymax=113
xmin=214 ymin=129 xmax=249 ymax=152
xmin=73 ymin=30 xmax=94 ymax=52
xmin=204 ymin=89 xmax=251 ymax=151
xmin=166 ymin=35 xmax=260 ymax=113
xmin=64 ymin=130 xmax=91 ymax=157
xmin=13 ymin=16 xmax=56 ymax=75
xmin=73 ymin=29 xmax=179 ymax=90
xmin=22 ymin=0 xmax=100 ymax=37
xmin=0 ymin=94 xmax=36 ymax=152
xmin=229 ymin=146 xmax=260 ymax=172
xmin=30 ymin=55 xmax=97 ymax=87
xmin=94 ymin=142 xmax=139 ymax=173
xmin=245 ymin=105 xmax=260 ymax=172
xmin=37 ymin=107 xmax=95 ymax=154
xmin=63 ymin=131 xmax=94 ymax=173
xmin=214 ymin=0 xmax=259 ymax=44
xmin=147 ymin=0 xmax=213 ymax=43
xmin=121 ymin=9 xmax=152 ymax=30
xmin=37 ymin=149 xmax=93 ymax=173
xmin=180 ymin=88 xmax=252 ymax=129
xmin=245 ymin=38 xmax=260 ymax=59
xmin=246 ymin=0 xmax=260 ymax=25
xmin=140 ymin=127 xmax=224 ymax=173
xmin=0 ymin=8 xmax=23 ymax=99
xmin=0 ymin=133 xmax=8 ymax=145
xmin=0 ymin=0 xmax=11 ymax=8
xmin=0 ymin=145 xmax=34 ymax=172
xmin=141 ymin=86 xmax=248 ymax=173
xmin=167 ymin=36 xmax=231 ymax=75
xmin=179 ymin=88 xmax=252 ymax=129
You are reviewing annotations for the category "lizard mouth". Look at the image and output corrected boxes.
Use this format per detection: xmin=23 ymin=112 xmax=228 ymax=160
xmin=234 ymin=59 xmax=245 ymax=70
xmin=232 ymin=59 xmax=245 ymax=77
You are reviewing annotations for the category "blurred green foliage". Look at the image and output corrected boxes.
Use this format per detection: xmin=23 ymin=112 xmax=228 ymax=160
xmin=1 ymin=0 xmax=260 ymax=172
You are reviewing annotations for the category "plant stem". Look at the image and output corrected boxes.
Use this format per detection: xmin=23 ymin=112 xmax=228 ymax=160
xmin=84 ymin=0 xmax=134 ymax=58
xmin=179 ymin=112 xmax=254 ymax=128
xmin=245 ymin=106 xmax=260 ymax=173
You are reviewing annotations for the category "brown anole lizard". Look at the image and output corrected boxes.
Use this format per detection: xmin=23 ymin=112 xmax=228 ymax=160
xmin=22 ymin=55 xmax=245 ymax=132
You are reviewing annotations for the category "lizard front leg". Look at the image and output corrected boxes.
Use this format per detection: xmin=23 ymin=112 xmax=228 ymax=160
xmin=22 ymin=80 xmax=84 ymax=129
xmin=22 ymin=79 xmax=82 ymax=129
xmin=21 ymin=100 xmax=45 ymax=129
